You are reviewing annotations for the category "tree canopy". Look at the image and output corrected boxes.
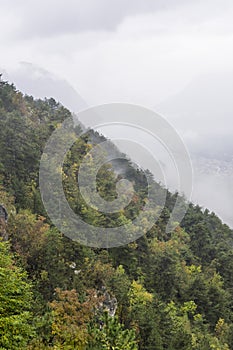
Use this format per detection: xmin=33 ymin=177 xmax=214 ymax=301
xmin=0 ymin=79 xmax=233 ymax=349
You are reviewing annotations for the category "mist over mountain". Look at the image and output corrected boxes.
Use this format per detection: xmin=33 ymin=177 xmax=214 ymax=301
xmin=157 ymin=71 xmax=233 ymax=145
xmin=1 ymin=78 xmax=233 ymax=349
xmin=4 ymin=64 xmax=233 ymax=228
xmin=5 ymin=62 xmax=87 ymax=112
xmin=1 ymin=0 xmax=233 ymax=347
xmin=156 ymin=71 xmax=233 ymax=227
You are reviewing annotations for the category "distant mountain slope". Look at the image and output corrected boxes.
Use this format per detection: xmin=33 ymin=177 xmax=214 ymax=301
xmin=4 ymin=62 xmax=87 ymax=113
xmin=156 ymin=71 xmax=233 ymax=143
xmin=155 ymin=72 xmax=233 ymax=227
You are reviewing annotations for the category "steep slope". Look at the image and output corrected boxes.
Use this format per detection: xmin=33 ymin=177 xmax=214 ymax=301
xmin=0 ymin=79 xmax=233 ymax=349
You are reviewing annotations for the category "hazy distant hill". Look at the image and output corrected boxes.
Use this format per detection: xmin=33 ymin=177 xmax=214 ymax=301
xmin=156 ymin=72 xmax=233 ymax=227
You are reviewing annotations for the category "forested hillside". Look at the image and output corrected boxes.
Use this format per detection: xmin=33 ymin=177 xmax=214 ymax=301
xmin=0 ymin=79 xmax=233 ymax=349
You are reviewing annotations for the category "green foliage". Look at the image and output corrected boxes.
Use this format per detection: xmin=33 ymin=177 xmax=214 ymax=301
xmin=88 ymin=312 xmax=138 ymax=350
xmin=0 ymin=79 xmax=233 ymax=349
xmin=0 ymin=241 xmax=34 ymax=349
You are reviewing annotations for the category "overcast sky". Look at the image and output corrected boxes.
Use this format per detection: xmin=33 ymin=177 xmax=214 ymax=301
xmin=1 ymin=0 xmax=233 ymax=107
xmin=1 ymin=0 xmax=233 ymax=226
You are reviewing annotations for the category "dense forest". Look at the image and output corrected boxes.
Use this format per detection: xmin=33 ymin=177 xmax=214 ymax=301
xmin=0 ymin=78 xmax=233 ymax=349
